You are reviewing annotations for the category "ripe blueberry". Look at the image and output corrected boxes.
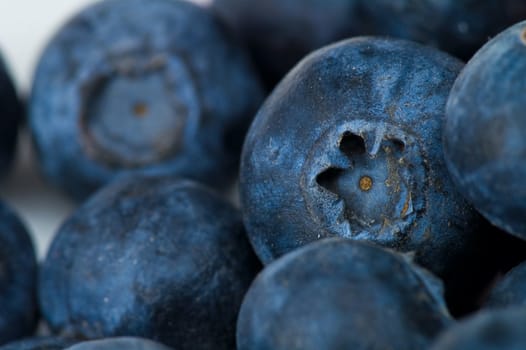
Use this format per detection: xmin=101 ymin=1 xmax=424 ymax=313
xmin=212 ymin=0 xmax=526 ymax=88
xmin=240 ymin=37 xmax=483 ymax=300
xmin=444 ymin=20 xmax=526 ymax=238
xmin=39 ymin=175 xmax=260 ymax=349
xmin=237 ymin=238 xmax=453 ymax=350
xmin=29 ymin=0 xmax=264 ymax=201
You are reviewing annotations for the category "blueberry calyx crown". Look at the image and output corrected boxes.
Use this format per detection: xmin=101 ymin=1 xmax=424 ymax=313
xmin=302 ymin=120 xmax=427 ymax=242
xmin=78 ymin=49 xmax=198 ymax=168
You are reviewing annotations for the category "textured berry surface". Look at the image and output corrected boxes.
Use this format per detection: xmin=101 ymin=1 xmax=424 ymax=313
xmin=240 ymin=37 xmax=485 ymax=304
xmin=0 ymin=201 xmax=37 ymax=346
xmin=444 ymin=20 xmax=526 ymax=238
xmin=29 ymin=0 xmax=264 ymax=201
xmin=237 ymin=238 xmax=453 ymax=350
xmin=39 ymin=175 xmax=261 ymax=349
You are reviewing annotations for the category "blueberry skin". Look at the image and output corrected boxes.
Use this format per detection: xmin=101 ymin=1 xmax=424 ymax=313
xmin=0 ymin=55 xmax=22 ymax=176
xmin=237 ymin=238 xmax=453 ymax=350
xmin=0 ymin=201 xmax=38 ymax=346
xmin=0 ymin=337 xmax=76 ymax=350
xmin=212 ymin=1 xmax=526 ymax=88
xmin=444 ymin=21 xmax=526 ymax=238
xmin=484 ymin=260 xmax=526 ymax=308
xmin=39 ymin=176 xmax=261 ymax=349
xmin=430 ymin=307 xmax=526 ymax=350
xmin=241 ymin=37 xmax=481 ymax=289
xmin=29 ymin=0 xmax=264 ymax=201
xmin=212 ymin=0 xmax=361 ymax=87
xmin=354 ymin=0 xmax=526 ymax=61
xmin=64 ymin=337 xmax=171 ymax=350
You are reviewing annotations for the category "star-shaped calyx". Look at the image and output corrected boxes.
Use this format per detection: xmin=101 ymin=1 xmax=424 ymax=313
xmin=316 ymin=128 xmax=418 ymax=233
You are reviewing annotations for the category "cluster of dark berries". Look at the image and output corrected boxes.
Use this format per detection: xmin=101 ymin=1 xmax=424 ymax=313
xmin=1 ymin=0 xmax=526 ymax=349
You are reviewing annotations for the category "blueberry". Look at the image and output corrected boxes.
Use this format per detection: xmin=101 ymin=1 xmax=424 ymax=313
xmin=444 ymin=20 xmax=526 ymax=238
xmin=240 ymin=37 xmax=484 ymax=306
xmin=212 ymin=1 xmax=526 ymax=89
xmin=484 ymin=260 xmax=526 ymax=309
xmin=39 ymin=175 xmax=261 ymax=349
xmin=212 ymin=0 xmax=361 ymax=87
xmin=64 ymin=337 xmax=171 ymax=350
xmin=29 ymin=0 xmax=264 ymax=201
xmin=0 ymin=201 xmax=37 ymax=346
xmin=353 ymin=0 xmax=526 ymax=61
xmin=0 ymin=54 xmax=22 ymax=176
xmin=237 ymin=238 xmax=453 ymax=350
xmin=430 ymin=307 xmax=526 ymax=349
xmin=0 ymin=337 xmax=76 ymax=350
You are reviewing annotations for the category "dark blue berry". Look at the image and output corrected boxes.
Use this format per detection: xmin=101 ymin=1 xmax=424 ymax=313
xmin=39 ymin=175 xmax=260 ymax=349
xmin=29 ymin=0 xmax=264 ymax=201
xmin=237 ymin=238 xmax=453 ymax=350
xmin=240 ymin=37 xmax=484 ymax=305
xmin=212 ymin=0 xmax=526 ymax=88
xmin=444 ymin=20 xmax=526 ymax=238
xmin=0 ymin=201 xmax=37 ymax=346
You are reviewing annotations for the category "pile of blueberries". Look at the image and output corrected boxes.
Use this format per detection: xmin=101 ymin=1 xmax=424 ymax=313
xmin=1 ymin=0 xmax=526 ymax=349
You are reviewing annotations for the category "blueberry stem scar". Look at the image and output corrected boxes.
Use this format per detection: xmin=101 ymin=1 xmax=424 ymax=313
xmin=133 ymin=103 xmax=148 ymax=117
xmin=359 ymin=176 xmax=373 ymax=191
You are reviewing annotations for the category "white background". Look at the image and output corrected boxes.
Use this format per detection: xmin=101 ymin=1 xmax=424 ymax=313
xmin=0 ymin=0 xmax=101 ymax=92
xmin=0 ymin=0 xmax=210 ymax=258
